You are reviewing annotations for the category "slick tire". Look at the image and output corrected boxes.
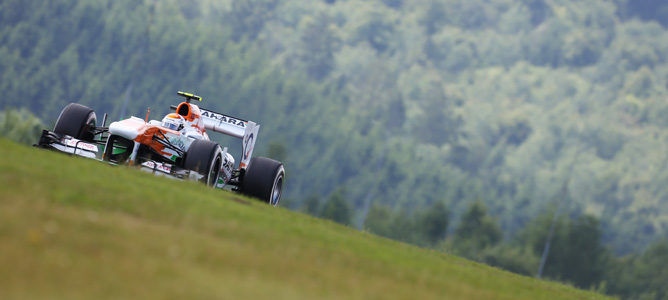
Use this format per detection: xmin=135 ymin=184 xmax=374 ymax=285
xmin=241 ymin=157 xmax=285 ymax=206
xmin=184 ymin=139 xmax=222 ymax=187
xmin=53 ymin=103 xmax=97 ymax=142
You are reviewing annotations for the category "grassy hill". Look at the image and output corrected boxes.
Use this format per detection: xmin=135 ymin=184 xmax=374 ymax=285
xmin=0 ymin=139 xmax=608 ymax=299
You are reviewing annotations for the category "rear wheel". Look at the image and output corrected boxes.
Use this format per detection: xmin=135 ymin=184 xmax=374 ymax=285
xmin=53 ymin=103 xmax=97 ymax=142
xmin=184 ymin=139 xmax=222 ymax=186
xmin=241 ymin=157 xmax=285 ymax=206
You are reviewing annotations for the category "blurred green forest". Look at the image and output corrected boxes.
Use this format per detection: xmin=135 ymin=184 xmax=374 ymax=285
xmin=2 ymin=0 xmax=668 ymax=266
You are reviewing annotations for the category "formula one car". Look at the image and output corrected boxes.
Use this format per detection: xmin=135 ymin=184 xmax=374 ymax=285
xmin=36 ymin=91 xmax=285 ymax=206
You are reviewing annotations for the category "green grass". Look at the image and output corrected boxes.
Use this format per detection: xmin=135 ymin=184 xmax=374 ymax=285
xmin=0 ymin=139 xmax=610 ymax=299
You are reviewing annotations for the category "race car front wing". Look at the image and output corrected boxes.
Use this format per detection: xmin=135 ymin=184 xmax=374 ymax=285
xmin=35 ymin=130 xmax=100 ymax=159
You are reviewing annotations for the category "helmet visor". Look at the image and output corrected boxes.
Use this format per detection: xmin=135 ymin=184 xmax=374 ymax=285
xmin=164 ymin=122 xmax=180 ymax=131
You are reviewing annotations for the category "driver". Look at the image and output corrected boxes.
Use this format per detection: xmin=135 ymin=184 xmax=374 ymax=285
xmin=161 ymin=113 xmax=186 ymax=131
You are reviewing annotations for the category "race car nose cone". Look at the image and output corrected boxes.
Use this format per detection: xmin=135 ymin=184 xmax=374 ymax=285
xmin=109 ymin=117 xmax=146 ymax=140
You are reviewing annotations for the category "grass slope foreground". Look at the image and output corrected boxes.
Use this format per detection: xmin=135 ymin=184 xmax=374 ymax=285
xmin=0 ymin=139 xmax=607 ymax=299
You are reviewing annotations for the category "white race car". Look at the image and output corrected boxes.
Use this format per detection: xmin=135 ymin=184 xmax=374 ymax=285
xmin=36 ymin=91 xmax=285 ymax=206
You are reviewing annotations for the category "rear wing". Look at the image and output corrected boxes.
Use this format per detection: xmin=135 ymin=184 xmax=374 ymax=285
xmin=171 ymin=92 xmax=259 ymax=170
xmin=200 ymin=108 xmax=259 ymax=170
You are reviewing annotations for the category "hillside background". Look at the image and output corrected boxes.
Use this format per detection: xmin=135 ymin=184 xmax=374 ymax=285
xmin=2 ymin=0 xmax=668 ymax=297
xmin=0 ymin=139 xmax=612 ymax=300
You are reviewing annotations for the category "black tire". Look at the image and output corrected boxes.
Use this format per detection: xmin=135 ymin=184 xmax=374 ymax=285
xmin=53 ymin=103 xmax=97 ymax=142
xmin=184 ymin=139 xmax=222 ymax=187
xmin=241 ymin=157 xmax=285 ymax=206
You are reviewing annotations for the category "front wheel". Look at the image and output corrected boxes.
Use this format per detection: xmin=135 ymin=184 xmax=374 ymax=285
xmin=241 ymin=157 xmax=285 ymax=206
xmin=53 ymin=103 xmax=97 ymax=141
xmin=184 ymin=139 xmax=222 ymax=187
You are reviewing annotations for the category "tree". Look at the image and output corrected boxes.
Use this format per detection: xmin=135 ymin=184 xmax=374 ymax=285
xmin=266 ymin=142 xmax=288 ymax=163
xmin=451 ymin=201 xmax=502 ymax=256
xmin=480 ymin=244 xmax=539 ymax=276
xmin=521 ymin=212 xmax=609 ymax=289
xmin=415 ymin=202 xmax=450 ymax=245
xmin=522 ymin=0 xmax=551 ymax=25
xmin=320 ymin=189 xmax=352 ymax=225
xmin=303 ymin=194 xmax=321 ymax=216
xmin=618 ymin=0 xmax=668 ymax=27
xmin=560 ymin=216 xmax=609 ymax=288
xmin=420 ymin=2 xmax=448 ymax=35
xmin=0 ymin=109 xmax=44 ymax=145
xmin=352 ymin=10 xmax=395 ymax=53
xmin=382 ymin=0 xmax=403 ymax=10
xmin=224 ymin=0 xmax=278 ymax=41
xmin=606 ymin=239 xmax=668 ymax=299
xmin=524 ymin=18 xmax=569 ymax=67
xmin=298 ymin=14 xmax=340 ymax=80
xmin=408 ymin=79 xmax=462 ymax=146
xmin=386 ymin=209 xmax=419 ymax=244
xmin=364 ymin=204 xmax=393 ymax=238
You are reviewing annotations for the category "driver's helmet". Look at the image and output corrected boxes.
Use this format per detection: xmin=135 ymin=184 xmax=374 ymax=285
xmin=162 ymin=113 xmax=185 ymax=131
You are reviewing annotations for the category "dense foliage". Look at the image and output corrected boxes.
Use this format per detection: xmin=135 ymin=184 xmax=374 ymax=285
xmin=362 ymin=200 xmax=668 ymax=299
xmin=0 ymin=109 xmax=43 ymax=145
xmin=2 ymin=0 xmax=668 ymax=297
